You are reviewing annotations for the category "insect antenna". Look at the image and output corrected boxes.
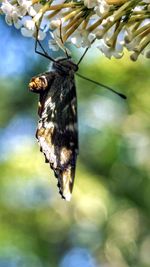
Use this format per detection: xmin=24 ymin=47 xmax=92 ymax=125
xmin=76 ymin=73 xmax=127 ymax=99
xmin=35 ymin=25 xmax=56 ymax=62
xmin=76 ymin=39 xmax=126 ymax=99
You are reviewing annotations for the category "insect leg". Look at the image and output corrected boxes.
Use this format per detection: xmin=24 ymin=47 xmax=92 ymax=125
xmin=35 ymin=25 xmax=56 ymax=62
xmin=77 ymin=37 xmax=96 ymax=66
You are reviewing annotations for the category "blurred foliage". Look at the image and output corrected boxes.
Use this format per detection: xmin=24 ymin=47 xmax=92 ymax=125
xmin=0 ymin=16 xmax=150 ymax=267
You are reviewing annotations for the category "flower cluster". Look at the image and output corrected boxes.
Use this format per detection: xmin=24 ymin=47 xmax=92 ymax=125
xmin=1 ymin=0 xmax=150 ymax=60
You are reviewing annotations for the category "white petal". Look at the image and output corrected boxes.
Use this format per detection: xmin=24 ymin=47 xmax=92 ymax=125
xmin=96 ymin=0 xmax=110 ymax=16
xmin=70 ymin=32 xmax=82 ymax=47
xmin=38 ymin=30 xmax=46 ymax=41
xmin=1 ymin=2 xmax=13 ymax=14
xmin=49 ymin=19 xmax=61 ymax=30
xmin=12 ymin=11 xmax=19 ymax=23
xmin=17 ymin=0 xmax=25 ymax=5
xmin=125 ymin=36 xmax=140 ymax=51
xmin=21 ymin=27 xmax=34 ymax=37
xmin=28 ymin=3 xmax=42 ymax=17
xmin=48 ymin=39 xmax=59 ymax=51
xmin=84 ymin=0 xmax=97 ymax=8
xmin=17 ymin=6 xmax=27 ymax=16
xmin=28 ymin=5 xmax=37 ymax=16
xmin=14 ymin=19 xmax=22 ymax=29
xmin=97 ymin=40 xmax=112 ymax=59
xmin=24 ymin=18 xmax=35 ymax=30
xmin=32 ymin=3 xmax=42 ymax=12
xmin=5 ymin=14 xmax=13 ymax=25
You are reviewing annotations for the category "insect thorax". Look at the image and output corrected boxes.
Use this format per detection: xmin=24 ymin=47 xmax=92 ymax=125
xmin=52 ymin=58 xmax=78 ymax=74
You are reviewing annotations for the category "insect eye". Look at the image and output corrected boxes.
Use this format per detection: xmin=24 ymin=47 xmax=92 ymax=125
xmin=29 ymin=76 xmax=48 ymax=93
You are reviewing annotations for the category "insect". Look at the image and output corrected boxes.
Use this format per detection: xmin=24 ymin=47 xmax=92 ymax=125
xmin=29 ymin=36 xmax=126 ymax=201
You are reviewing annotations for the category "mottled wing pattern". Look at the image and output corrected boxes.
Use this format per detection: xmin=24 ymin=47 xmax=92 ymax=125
xmin=35 ymin=72 xmax=78 ymax=201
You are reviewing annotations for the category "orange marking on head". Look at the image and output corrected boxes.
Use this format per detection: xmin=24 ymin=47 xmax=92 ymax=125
xmin=29 ymin=77 xmax=48 ymax=92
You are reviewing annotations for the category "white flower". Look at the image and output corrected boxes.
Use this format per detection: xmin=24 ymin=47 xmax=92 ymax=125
xmin=70 ymin=29 xmax=88 ymax=47
xmin=50 ymin=29 xmax=64 ymax=50
xmin=1 ymin=0 xmax=22 ymax=28
xmin=21 ymin=26 xmax=46 ymax=39
xmin=17 ymin=0 xmax=42 ymax=17
xmin=17 ymin=0 xmax=32 ymax=16
xmin=95 ymin=0 xmax=110 ymax=16
xmin=95 ymin=27 xmax=106 ymax=39
xmin=21 ymin=17 xmax=35 ymax=37
xmin=97 ymin=39 xmax=124 ymax=59
xmin=22 ymin=16 xmax=37 ymax=32
xmin=49 ymin=19 xmax=61 ymax=30
xmin=18 ymin=0 xmax=32 ymax=8
xmin=48 ymin=38 xmax=60 ymax=51
xmin=28 ymin=3 xmax=42 ymax=17
xmin=37 ymin=30 xmax=46 ymax=40
xmin=21 ymin=17 xmax=46 ymax=39
xmin=49 ymin=31 xmax=71 ymax=55
xmin=125 ymin=36 xmax=141 ymax=51
xmin=1 ymin=0 xmax=13 ymax=15
xmin=1 ymin=0 xmax=150 ymax=60
xmin=70 ymin=29 xmax=95 ymax=48
xmin=70 ymin=32 xmax=82 ymax=48
xmin=24 ymin=17 xmax=35 ymax=30
xmin=21 ymin=26 xmax=34 ymax=37
xmin=84 ymin=0 xmax=98 ymax=9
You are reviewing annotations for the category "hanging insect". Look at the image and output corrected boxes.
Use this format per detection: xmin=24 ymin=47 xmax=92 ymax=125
xmin=29 ymin=34 xmax=126 ymax=201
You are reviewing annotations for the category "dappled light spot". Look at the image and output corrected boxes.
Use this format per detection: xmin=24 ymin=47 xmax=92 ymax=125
xmin=0 ymin=115 xmax=35 ymax=161
xmin=60 ymin=248 xmax=97 ymax=267
xmin=0 ymin=246 xmax=43 ymax=267
xmin=1 ymin=179 xmax=52 ymax=209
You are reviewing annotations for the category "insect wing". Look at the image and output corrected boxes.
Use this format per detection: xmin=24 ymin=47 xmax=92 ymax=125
xmin=36 ymin=72 xmax=78 ymax=201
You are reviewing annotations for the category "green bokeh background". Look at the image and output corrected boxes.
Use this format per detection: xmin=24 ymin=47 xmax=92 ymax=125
xmin=0 ymin=16 xmax=150 ymax=267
